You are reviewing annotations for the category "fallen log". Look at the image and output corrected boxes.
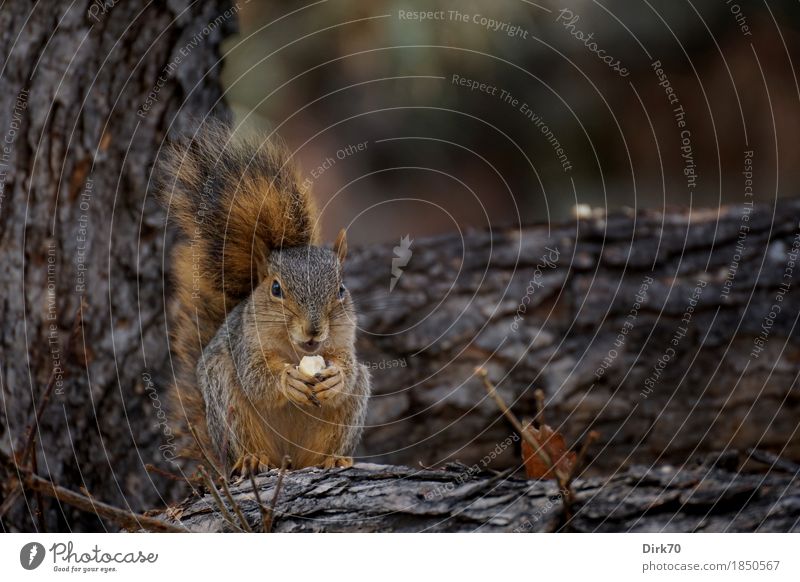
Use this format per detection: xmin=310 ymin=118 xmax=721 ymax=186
xmin=349 ymin=200 xmax=800 ymax=471
xmin=168 ymin=462 xmax=800 ymax=533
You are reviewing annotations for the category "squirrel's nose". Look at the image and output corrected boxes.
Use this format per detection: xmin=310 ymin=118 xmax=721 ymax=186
xmin=303 ymin=338 xmax=320 ymax=350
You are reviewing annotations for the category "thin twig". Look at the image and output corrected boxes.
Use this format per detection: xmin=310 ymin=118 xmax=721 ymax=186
xmin=23 ymin=470 xmax=186 ymax=532
xmin=218 ymin=473 xmax=253 ymax=532
xmin=476 ymin=368 xmax=555 ymax=473
xmin=477 ymin=367 xmax=576 ymax=525
xmin=567 ymin=430 xmax=600 ymax=486
xmin=16 ymin=374 xmax=57 ymax=467
xmin=197 ymin=465 xmax=242 ymax=532
xmin=188 ymin=423 xmax=224 ymax=477
xmin=533 ymin=388 xmax=546 ymax=428
xmin=29 ymin=440 xmax=46 ymax=532
xmin=248 ymin=472 xmax=271 ymax=533
xmin=0 ymin=481 xmax=22 ymax=518
xmin=263 ymin=455 xmax=291 ymax=533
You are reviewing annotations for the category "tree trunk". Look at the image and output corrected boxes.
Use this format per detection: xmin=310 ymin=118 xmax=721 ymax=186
xmin=170 ymin=462 xmax=800 ymax=532
xmin=0 ymin=0 xmax=233 ymax=532
xmin=350 ymin=201 xmax=800 ymax=472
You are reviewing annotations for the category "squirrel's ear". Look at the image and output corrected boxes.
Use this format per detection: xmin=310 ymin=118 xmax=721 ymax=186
xmin=333 ymin=228 xmax=348 ymax=265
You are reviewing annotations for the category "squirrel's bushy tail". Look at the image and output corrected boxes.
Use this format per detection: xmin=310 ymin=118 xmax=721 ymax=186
xmin=156 ymin=122 xmax=318 ymax=461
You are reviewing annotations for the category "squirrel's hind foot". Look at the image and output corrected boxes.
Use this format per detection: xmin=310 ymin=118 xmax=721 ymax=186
xmin=231 ymin=452 xmax=273 ymax=478
xmin=321 ymin=455 xmax=353 ymax=469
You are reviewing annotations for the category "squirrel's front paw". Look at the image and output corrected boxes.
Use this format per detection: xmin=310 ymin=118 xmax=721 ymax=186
xmin=281 ymin=365 xmax=322 ymax=407
xmin=311 ymin=364 xmax=345 ymax=403
xmin=231 ymin=452 xmax=272 ymax=478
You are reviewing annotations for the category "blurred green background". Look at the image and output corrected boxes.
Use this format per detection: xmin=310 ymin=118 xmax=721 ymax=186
xmin=219 ymin=0 xmax=800 ymax=244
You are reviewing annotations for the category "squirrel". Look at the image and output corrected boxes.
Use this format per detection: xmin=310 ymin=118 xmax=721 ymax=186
xmin=157 ymin=122 xmax=370 ymax=475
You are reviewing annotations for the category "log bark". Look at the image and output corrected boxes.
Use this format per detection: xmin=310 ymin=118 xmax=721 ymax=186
xmin=170 ymin=462 xmax=800 ymax=532
xmin=349 ymin=200 xmax=800 ymax=472
xmin=0 ymin=0 xmax=233 ymax=531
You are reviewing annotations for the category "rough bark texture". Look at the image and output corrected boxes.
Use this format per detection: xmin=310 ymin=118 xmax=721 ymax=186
xmin=350 ymin=200 xmax=800 ymax=471
xmin=0 ymin=0 xmax=233 ymax=532
xmin=170 ymin=462 xmax=800 ymax=532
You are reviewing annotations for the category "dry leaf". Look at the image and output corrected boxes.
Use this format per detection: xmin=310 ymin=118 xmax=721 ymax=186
xmin=521 ymin=423 xmax=576 ymax=480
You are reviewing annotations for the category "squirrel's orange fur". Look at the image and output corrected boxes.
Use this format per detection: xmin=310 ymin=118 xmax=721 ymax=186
xmin=157 ymin=123 xmax=320 ymax=463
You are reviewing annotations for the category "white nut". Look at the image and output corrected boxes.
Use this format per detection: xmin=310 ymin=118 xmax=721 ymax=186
xmin=298 ymin=355 xmax=326 ymax=377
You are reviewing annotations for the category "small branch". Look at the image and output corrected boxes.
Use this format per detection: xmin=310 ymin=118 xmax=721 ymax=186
xmin=197 ymin=465 xmax=242 ymax=532
xmin=533 ymin=388 xmax=546 ymax=428
xmin=477 ymin=367 xmax=578 ymax=526
xmin=23 ymin=471 xmax=186 ymax=533
xmin=0 ymin=479 xmax=22 ymax=519
xmin=263 ymin=455 xmax=291 ymax=533
xmin=476 ymin=368 xmax=555 ymax=474
xmin=30 ymin=441 xmax=47 ymax=532
xmin=189 ymin=423 xmax=224 ymax=477
xmin=187 ymin=422 xmax=247 ymax=534
xmin=191 ymin=432 xmax=253 ymax=531
xmin=567 ymin=431 xmax=600 ymax=486
xmin=248 ymin=472 xmax=271 ymax=533
xmin=218 ymin=473 xmax=252 ymax=532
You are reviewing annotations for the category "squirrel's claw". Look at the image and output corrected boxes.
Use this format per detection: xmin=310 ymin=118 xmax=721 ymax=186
xmin=281 ymin=365 xmax=322 ymax=407
xmin=231 ymin=452 xmax=272 ymax=478
xmin=313 ymin=366 xmax=345 ymax=402
xmin=313 ymin=365 xmax=339 ymax=381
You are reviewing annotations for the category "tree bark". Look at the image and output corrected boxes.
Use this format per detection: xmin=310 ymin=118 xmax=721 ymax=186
xmin=170 ymin=462 xmax=800 ymax=532
xmin=349 ymin=200 xmax=800 ymax=472
xmin=0 ymin=0 xmax=233 ymax=532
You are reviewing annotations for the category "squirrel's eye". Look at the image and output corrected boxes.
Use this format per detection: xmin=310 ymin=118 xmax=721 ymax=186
xmin=271 ymin=280 xmax=283 ymax=298
xmin=338 ymin=285 xmax=346 ymax=300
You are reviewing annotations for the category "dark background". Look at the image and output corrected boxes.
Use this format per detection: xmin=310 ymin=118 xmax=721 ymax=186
xmin=221 ymin=0 xmax=800 ymax=243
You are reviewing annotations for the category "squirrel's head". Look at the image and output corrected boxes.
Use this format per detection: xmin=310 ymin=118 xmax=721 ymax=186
xmin=252 ymin=229 xmax=354 ymax=358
